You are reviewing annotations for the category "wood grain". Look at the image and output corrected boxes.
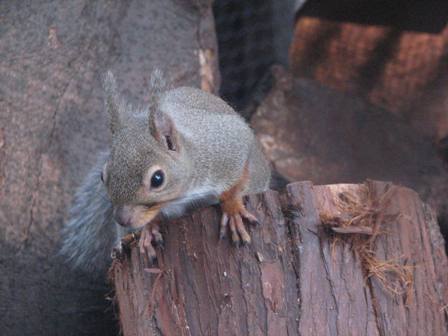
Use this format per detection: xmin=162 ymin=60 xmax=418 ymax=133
xmin=112 ymin=181 xmax=448 ymax=335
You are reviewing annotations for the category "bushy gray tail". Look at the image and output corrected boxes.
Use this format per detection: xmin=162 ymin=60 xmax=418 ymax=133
xmin=60 ymin=152 xmax=117 ymax=275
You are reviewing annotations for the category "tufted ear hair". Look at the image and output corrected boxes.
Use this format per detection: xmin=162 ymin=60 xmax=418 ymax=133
xmin=149 ymin=69 xmax=168 ymax=98
xmin=102 ymin=71 xmax=125 ymax=135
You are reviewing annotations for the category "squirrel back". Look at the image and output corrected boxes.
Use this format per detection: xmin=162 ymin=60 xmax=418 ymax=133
xmin=160 ymin=87 xmax=256 ymax=194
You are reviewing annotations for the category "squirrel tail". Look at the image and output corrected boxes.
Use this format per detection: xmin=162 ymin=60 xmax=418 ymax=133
xmin=59 ymin=152 xmax=117 ymax=275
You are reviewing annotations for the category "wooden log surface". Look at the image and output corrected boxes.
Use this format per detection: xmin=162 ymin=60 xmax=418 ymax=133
xmin=112 ymin=181 xmax=448 ymax=336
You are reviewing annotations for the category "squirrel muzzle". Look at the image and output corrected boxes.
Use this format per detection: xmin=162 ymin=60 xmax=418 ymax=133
xmin=114 ymin=204 xmax=162 ymax=228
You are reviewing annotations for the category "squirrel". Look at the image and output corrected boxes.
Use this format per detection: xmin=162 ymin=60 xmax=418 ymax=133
xmin=60 ymin=70 xmax=271 ymax=274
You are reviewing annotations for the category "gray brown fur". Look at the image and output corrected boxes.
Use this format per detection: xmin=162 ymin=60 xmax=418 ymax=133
xmin=60 ymin=70 xmax=270 ymax=273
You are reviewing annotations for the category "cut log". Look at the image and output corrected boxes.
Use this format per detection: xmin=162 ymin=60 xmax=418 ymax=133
xmin=112 ymin=181 xmax=448 ymax=336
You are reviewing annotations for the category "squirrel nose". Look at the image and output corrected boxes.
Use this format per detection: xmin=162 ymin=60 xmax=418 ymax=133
xmin=113 ymin=206 xmax=132 ymax=227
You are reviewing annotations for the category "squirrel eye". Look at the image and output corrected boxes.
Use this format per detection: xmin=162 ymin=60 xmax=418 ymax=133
xmin=150 ymin=170 xmax=164 ymax=188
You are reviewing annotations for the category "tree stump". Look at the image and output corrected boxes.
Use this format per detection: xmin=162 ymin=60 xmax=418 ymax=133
xmin=112 ymin=181 xmax=448 ymax=336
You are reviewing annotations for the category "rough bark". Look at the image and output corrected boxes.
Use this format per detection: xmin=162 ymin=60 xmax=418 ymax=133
xmin=0 ymin=1 xmax=218 ymax=335
xmin=112 ymin=181 xmax=448 ymax=336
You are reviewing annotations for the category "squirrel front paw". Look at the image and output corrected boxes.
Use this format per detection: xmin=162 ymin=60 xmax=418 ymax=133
xmin=219 ymin=198 xmax=259 ymax=246
xmin=138 ymin=223 xmax=164 ymax=264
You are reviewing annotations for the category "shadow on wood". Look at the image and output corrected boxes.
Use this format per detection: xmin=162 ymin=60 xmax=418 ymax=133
xmin=112 ymin=180 xmax=448 ymax=336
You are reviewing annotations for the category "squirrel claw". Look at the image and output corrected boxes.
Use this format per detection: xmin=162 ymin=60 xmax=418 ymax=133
xmin=220 ymin=211 xmax=253 ymax=245
xmin=152 ymin=228 xmax=164 ymax=248
xmin=240 ymin=208 xmax=260 ymax=226
xmin=111 ymin=245 xmax=124 ymax=260
xmin=219 ymin=213 xmax=229 ymax=240
xmin=138 ymin=224 xmax=163 ymax=264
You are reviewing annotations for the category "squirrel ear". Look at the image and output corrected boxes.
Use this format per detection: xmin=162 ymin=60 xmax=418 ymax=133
xmin=102 ymin=71 xmax=124 ymax=135
xmin=147 ymin=69 xmax=178 ymax=151
xmin=149 ymin=109 xmax=179 ymax=152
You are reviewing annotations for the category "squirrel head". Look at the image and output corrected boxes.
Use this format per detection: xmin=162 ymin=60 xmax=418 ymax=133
xmin=101 ymin=71 xmax=191 ymax=228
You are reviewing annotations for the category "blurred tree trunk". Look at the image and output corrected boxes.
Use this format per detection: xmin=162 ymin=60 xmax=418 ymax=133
xmin=291 ymin=1 xmax=448 ymax=142
xmin=0 ymin=1 xmax=218 ymax=335
xmin=250 ymin=66 xmax=448 ymax=236
xmin=112 ymin=181 xmax=448 ymax=336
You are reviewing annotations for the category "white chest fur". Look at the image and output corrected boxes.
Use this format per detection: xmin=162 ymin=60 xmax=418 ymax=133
xmin=160 ymin=186 xmax=219 ymax=219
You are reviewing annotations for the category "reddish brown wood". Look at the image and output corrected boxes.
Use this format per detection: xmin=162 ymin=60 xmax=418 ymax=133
xmin=112 ymin=181 xmax=448 ymax=336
